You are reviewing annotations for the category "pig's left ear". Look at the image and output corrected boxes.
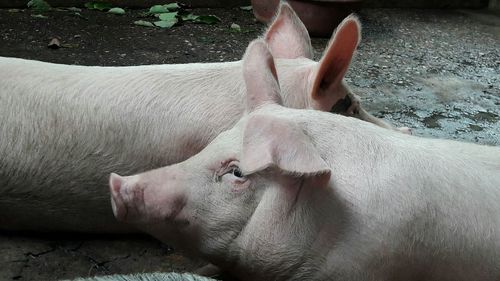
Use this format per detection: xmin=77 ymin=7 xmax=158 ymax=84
xmin=309 ymin=15 xmax=361 ymax=111
xmin=264 ymin=2 xmax=314 ymax=59
xmin=243 ymin=38 xmax=283 ymax=112
xmin=240 ymin=115 xmax=331 ymax=182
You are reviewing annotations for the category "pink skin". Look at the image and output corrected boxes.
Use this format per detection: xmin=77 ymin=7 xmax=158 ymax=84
xmin=108 ymin=36 xmax=500 ymax=281
xmin=110 ymin=168 xmax=187 ymax=224
xmin=0 ymin=2 xmax=412 ymax=235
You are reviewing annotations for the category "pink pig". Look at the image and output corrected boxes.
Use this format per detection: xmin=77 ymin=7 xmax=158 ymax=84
xmin=0 ymin=3 xmax=406 ymax=233
xmin=110 ymin=39 xmax=500 ymax=281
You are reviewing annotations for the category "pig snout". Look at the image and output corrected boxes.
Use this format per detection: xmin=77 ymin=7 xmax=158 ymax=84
xmin=108 ymin=168 xmax=188 ymax=224
xmin=109 ymin=173 xmax=141 ymax=222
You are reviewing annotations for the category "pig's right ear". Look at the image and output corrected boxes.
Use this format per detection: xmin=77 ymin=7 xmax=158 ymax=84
xmin=240 ymin=115 xmax=331 ymax=182
xmin=309 ymin=15 xmax=361 ymax=111
xmin=243 ymin=39 xmax=282 ymax=112
xmin=264 ymin=2 xmax=314 ymax=59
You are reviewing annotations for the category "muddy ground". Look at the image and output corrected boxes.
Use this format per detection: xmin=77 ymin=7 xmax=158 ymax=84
xmin=0 ymin=5 xmax=499 ymax=281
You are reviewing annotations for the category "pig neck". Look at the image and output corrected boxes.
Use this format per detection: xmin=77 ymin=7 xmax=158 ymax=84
xmin=217 ymin=178 xmax=342 ymax=281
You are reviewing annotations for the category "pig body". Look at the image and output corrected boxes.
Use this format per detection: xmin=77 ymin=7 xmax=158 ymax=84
xmin=0 ymin=4 xmax=405 ymax=233
xmin=66 ymin=272 xmax=214 ymax=281
xmin=110 ymin=39 xmax=500 ymax=280
xmin=0 ymin=57 xmax=304 ymax=232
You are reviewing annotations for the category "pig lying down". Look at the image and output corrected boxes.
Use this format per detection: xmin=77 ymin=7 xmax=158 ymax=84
xmin=66 ymin=272 xmax=213 ymax=281
xmin=0 ymin=3 xmax=407 ymax=233
xmin=110 ymin=39 xmax=500 ymax=281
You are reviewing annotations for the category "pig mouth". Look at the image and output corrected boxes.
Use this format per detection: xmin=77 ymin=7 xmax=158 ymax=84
xmin=110 ymin=191 xmax=128 ymax=222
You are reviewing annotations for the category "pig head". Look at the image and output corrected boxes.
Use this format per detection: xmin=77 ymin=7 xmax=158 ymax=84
xmin=109 ymin=39 xmax=342 ymax=279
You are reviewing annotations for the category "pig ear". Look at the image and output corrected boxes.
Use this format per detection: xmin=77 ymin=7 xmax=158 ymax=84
xmin=241 ymin=115 xmax=331 ymax=181
xmin=264 ymin=2 xmax=313 ymax=59
xmin=243 ymin=39 xmax=282 ymax=112
xmin=310 ymin=15 xmax=361 ymax=110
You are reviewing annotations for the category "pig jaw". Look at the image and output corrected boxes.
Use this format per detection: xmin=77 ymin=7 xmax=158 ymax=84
xmin=203 ymin=176 xmax=343 ymax=281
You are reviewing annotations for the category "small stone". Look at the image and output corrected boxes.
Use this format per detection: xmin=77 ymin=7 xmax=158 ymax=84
xmin=230 ymin=23 xmax=241 ymax=32
xmin=47 ymin=38 xmax=61 ymax=49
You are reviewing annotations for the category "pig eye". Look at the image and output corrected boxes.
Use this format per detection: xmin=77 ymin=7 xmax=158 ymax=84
xmin=230 ymin=167 xmax=243 ymax=178
xmin=216 ymin=160 xmax=248 ymax=186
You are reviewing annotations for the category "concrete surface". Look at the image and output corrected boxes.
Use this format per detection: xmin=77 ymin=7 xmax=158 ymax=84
xmin=0 ymin=7 xmax=499 ymax=281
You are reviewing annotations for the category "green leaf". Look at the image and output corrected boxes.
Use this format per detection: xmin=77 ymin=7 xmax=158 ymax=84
xmin=27 ymin=0 xmax=51 ymax=12
xmin=108 ymin=7 xmax=125 ymax=15
xmin=158 ymin=12 xmax=177 ymax=21
xmin=134 ymin=20 xmax=155 ymax=27
xmin=240 ymin=5 xmax=252 ymax=11
xmin=194 ymin=15 xmax=221 ymax=25
xmin=181 ymin=13 xmax=199 ymax=21
xmin=84 ymin=2 xmax=112 ymax=11
xmin=163 ymin=3 xmax=180 ymax=10
xmin=154 ymin=18 xmax=178 ymax=28
xmin=149 ymin=5 xmax=169 ymax=14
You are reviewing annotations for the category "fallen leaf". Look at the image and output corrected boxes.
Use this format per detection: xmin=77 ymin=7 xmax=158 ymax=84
xmin=134 ymin=20 xmax=155 ymax=27
xmin=108 ymin=7 xmax=125 ymax=15
xmin=27 ymin=0 xmax=51 ymax=12
xmin=154 ymin=18 xmax=178 ymax=28
xmin=164 ymin=3 xmax=180 ymax=10
xmin=158 ymin=12 xmax=177 ymax=21
xmin=48 ymin=38 xmax=61 ymax=49
xmin=181 ymin=13 xmax=199 ymax=21
xmin=149 ymin=5 xmax=170 ymax=14
xmin=84 ymin=2 xmax=112 ymax=11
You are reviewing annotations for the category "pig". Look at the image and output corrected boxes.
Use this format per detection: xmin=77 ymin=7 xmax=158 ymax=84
xmin=109 ymin=39 xmax=500 ymax=281
xmin=0 ymin=3 xmax=406 ymax=233
xmin=66 ymin=272 xmax=214 ymax=281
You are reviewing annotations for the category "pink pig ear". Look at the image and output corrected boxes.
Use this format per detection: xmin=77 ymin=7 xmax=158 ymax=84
xmin=242 ymin=39 xmax=282 ymax=112
xmin=310 ymin=15 xmax=361 ymax=110
xmin=240 ymin=115 xmax=331 ymax=181
xmin=264 ymin=2 xmax=313 ymax=59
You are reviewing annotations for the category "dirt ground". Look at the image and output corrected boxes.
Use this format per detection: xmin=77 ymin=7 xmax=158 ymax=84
xmin=0 ymin=5 xmax=499 ymax=281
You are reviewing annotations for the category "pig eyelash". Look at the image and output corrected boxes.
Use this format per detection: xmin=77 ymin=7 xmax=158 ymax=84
xmin=214 ymin=160 xmax=244 ymax=182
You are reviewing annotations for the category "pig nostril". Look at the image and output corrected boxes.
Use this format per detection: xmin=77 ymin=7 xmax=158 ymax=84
xmin=110 ymin=196 xmax=118 ymax=217
xmin=110 ymin=194 xmax=127 ymax=221
xmin=110 ymin=173 xmax=122 ymax=194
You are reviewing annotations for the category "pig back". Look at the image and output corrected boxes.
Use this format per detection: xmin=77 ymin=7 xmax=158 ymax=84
xmin=0 ymin=58 xmax=245 ymax=232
